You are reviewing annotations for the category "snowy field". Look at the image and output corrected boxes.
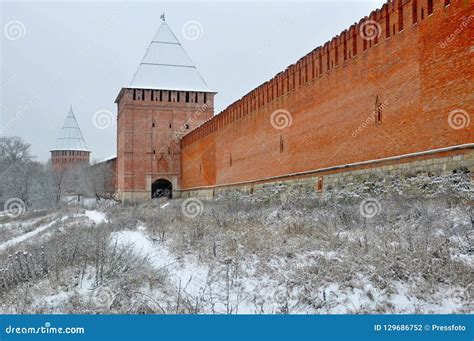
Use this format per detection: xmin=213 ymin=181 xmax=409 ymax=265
xmin=0 ymin=174 xmax=472 ymax=314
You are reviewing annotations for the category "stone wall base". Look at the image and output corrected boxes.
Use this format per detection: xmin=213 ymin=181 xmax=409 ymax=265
xmin=181 ymin=148 xmax=474 ymax=199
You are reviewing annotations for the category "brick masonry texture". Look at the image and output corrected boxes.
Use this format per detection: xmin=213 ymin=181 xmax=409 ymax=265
xmin=180 ymin=0 xmax=473 ymax=195
xmin=51 ymin=150 xmax=90 ymax=171
xmin=116 ymin=88 xmax=214 ymax=201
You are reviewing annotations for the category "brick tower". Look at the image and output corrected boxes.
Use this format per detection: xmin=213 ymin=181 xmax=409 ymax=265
xmin=115 ymin=16 xmax=215 ymax=202
xmin=50 ymin=106 xmax=90 ymax=171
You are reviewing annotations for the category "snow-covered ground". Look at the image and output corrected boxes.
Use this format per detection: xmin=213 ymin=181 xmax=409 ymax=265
xmin=0 ymin=220 xmax=58 ymax=252
xmin=0 ymin=177 xmax=472 ymax=314
xmin=85 ymin=210 xmax=108 ymax=224
xmin=112 ymin=230 xmax=209 ymax=298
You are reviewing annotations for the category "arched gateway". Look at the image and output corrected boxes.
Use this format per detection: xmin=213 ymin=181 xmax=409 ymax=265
xmin=152 ymin=179 xmax=172 ymax=199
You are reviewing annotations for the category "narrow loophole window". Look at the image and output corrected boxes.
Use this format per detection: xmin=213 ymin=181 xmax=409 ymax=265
xmin=375 ymin=95 xmax=382 ymax=125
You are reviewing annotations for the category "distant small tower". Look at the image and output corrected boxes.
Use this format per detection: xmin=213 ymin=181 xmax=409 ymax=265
xmin=50 ymin=106 xmax=91 ymax=171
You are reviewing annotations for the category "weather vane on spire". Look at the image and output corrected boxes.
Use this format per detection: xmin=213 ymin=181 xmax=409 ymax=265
xmin=160 ymin=12 xmax=165 ymax=22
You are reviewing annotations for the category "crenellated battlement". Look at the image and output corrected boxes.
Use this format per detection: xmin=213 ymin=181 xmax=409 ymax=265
xmin=182 ymin=0 xmax=455 ymax=147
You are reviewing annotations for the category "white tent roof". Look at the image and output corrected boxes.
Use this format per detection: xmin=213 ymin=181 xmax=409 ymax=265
xmin=51 ymin=106 xmax=90 ymax=152
xmin=128 ymin=20 xmax=213 ymax=92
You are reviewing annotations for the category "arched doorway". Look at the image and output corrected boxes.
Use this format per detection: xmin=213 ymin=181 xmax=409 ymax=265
xmin=151 ymin=179 xmax=172 ymax=199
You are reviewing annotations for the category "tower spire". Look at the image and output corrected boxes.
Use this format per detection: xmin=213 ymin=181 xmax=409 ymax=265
xmin=128 ymin=19 xmax=211 ymax=92
xmin=160 ymin=12 xmax=165 ymax=22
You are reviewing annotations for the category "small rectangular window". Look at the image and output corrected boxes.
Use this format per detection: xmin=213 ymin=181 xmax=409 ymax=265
xmin=413 ymin=0 xmax=418 ymax=24
xmin=427 ymin=0 xmax=433 ymax=15
xmin=398 ymin=5 xmax=403 ymax=31
xmin=185 ymin=92 xmax=190 ymax=102
xmin=316 ymin=177 xmax=323 ymax=192
xmin=375 ymin=96 xmax=382 ymax=125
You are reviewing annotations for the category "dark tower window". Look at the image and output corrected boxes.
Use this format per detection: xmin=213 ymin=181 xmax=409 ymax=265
xmin=185 ymin=123 xmax=190 ymax=129
xmin=319 ymin=53 xmax=323 ymax=75
xmin=142 ymin=89 xmax=145 ymax=101
xmin=133 ymin=89 xmax=136 ymax=100
xmin=204 ymin=93 xmax=207 ymax=104
xmin=279 ymin=135 xmax=284 ymax=153
xmin=159 ymin=90 xmax=163 ymax=101
xmin=398 ymin=3 xmax=404 ymax=31
xmin=413 ymin=0 xmax=418 ymax=24
xmin=195 ymin=92 xmax=198 ymax=103
xmin=151 ymin=90 xmax=154 ymax=101
xmin=427 ymin=0 xmax=433 ymax=15
xmin=326 ymin=50 xmax=330 ymax=70
xmin=168 ymin=91 xmax=171 ymax=102
xmin=185 ymin=92 xmax=190 ymax=102
xmin=343 ymin=38 xmax=347 ymax=61
xmin=177 ymin=92 xmax=180 ymax=102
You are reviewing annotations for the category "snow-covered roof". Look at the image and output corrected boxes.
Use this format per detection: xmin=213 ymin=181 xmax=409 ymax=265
xmin=51 ymin=106 xmax=90 ymax=152
xmin=128 ymin=20 xmax=213 ymax=93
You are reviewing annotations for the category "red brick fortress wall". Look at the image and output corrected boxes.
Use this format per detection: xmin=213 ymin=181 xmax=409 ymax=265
xmin=181 ymin=0 xmax=473 ymax=191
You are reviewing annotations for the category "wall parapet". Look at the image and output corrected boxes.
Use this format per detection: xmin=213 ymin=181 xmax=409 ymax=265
xmin=182 ymin=0 xmax=453 ymax=147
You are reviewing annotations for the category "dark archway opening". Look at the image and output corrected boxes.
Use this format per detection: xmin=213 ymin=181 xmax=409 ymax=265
xmin=152 ymin=179 xmax=172 ymax=199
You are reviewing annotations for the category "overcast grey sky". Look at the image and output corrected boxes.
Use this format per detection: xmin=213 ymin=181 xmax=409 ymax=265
xmin=1 ymin=0 xmax=384 ymax=162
